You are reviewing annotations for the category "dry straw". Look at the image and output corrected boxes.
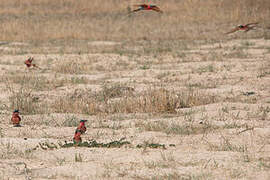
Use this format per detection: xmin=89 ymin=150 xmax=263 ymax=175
xmin=0 ymin=0 xmax=269 ymax=42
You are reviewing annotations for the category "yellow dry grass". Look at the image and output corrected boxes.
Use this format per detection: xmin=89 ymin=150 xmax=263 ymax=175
xmin=0 ymin=0 xmax=269 ymax=42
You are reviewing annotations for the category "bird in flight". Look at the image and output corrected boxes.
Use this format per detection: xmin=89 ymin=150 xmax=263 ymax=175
xmin=225 ymin=23 xmax=259 ymax=34
xmin=130 ymin=4 xmax=163 ymax=14
xmin=24 ymin=57 xmax=41 ymax=69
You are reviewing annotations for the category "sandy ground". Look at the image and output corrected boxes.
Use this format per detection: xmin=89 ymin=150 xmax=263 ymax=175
xmin=0 ymin=38 xmax=269 ymax=180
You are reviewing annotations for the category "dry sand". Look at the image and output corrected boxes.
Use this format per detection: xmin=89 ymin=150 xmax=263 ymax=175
xmin=0 ymin=38 xmax=269 ymax=180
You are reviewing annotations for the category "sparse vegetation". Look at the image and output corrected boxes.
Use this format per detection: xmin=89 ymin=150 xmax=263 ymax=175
xmin=0 ymin=0 xmax=269 ymax=179
xmin=53 ymin=60 xmax=92 ymax=74
xmin=0 ymin=141 xmax=33 ymax=159
xmin=205 ymin=135 xmax=248 ymax=152
xmin=50 ymin=88 xmax=217 ymax=115
xmin=136 ymin=120 xmax=219 ymax=135
xmin=5 ymin=76 xmax=47 ymax=114
xmin=62 ymin=115 xmax=80 ymax=127
xmin=258 ymin=61 xmax=270 ymax=78
xmin=0 ymin=0 xmax=269 ymax=44
xmin=75 ymin=153 xmax=83 ymax=162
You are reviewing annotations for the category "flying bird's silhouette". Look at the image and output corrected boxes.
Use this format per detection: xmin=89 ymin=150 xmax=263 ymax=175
xmin=11 ymin=109 xmax=21 ymax=127
xmin=225 ymin=23 xmax=259 ymax=34
xmin=24 ymin=57 xmax=40 ymax=69
xmin=130 ymin=4 xmax=163 ymax=13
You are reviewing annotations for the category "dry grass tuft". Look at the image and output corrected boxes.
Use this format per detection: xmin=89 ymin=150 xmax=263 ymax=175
xmin=51 ymin=87 xmax=216 ymax=115
xmin=138 ymin=121 xmax=219 ymax=135
xmin=52 ymin=59 xmax=92 ymax=74
xmin=0 ymin=142 xmax=33 ymax=159
xmin=2 ymin=74 xmax=65 ymax=91
xmin=4 ymin=76 xmax=46 ymax=114
xmin=206 ymin=135 xmax=248 ymax=152
xmin=99 ymin=83 xmax=135 ymax=102
xmin=257 ymin=60 xmax=270 ymax=78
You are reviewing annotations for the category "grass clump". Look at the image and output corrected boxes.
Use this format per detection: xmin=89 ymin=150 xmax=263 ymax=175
xmin=62 ymin=115 xmax=80 ymax=127
xmin=51 ymin=87 xmax=217 ymax=115
xmin=5 ymin=77 xmax=47 ymax=114
xmin=3 ymin=74 xmax=66 ymax=91
xmin=75 ymin=153 xmax=83 ymax=162
xmin=206 ymin=135 xmax=248 ymax=152
xmin=0 ymin=142 xmax=33 ymax=159
xmin=99 ymin=83 xmax=134 ymax=102
xmin=137 ymin=121 xmax=218 ymax=135
xmin=53 ymin=60 xmax=92 ymax=74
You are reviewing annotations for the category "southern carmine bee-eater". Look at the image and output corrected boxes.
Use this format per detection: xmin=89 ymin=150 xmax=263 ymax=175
xmin=225 ymin=23 xmax=259 ymax=34
xmin=24 ymin=57 xmax=41 ymax=69
xmin=130 ymin=4 xmax=163 ymax=14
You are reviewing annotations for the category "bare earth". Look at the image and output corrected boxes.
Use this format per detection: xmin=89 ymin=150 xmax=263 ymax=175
xmin=0 ymin=38 xmax=269 ymax=180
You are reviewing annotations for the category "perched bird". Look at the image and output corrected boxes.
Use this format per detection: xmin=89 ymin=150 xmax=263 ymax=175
xmin=225 ymin=23 xmax=259 ymax=34
xmin=11 ymin=109 xmax=21 ymax=127
xmin=24 ymin=57 xmax=40 ymax=69
xmin=130 ymin=4 xmax=163 ymax=14
xmin=77 ymin=120 xmax=87 ymax=134
xmin=73 ymin=129 xmax=82 ymax=144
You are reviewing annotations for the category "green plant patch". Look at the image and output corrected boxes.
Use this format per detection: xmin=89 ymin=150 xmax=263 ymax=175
xmin=29 ymin=138 xmax=175 ymax=151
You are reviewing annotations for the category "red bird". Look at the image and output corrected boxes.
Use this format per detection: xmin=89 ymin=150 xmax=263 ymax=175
xmin=11 ymin=109 xmax=21 ymax=127
xmin=130 ymin=4 xmax=163 ymax=13
xmin=77 ymin=120 xmax=87 ymax=134
xmin=73 ymin=129 xmax=82 ymax=144
xmin=24 ymin=57 xmax=40 ymax=69
xmin=225 ymin=23 xmax=259 ymax=34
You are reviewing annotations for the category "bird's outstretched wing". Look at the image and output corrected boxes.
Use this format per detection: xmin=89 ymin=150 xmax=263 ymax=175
xmin=129 ymin=4 xmax=147 ymax=14
xmin=129 ymin=8 xmax=142 ymax=14
xmin=246 ymin=22 xmax=259 ymax=26
xmin=244 ymin=26 xmax=256 ymax=32
xmin=152 ymin=6 xmax=163 ymax=13
xmin=133 ymin=4 xmax=147 ymax=8
xmin=225 ymin=27 xmax=239 ymax=34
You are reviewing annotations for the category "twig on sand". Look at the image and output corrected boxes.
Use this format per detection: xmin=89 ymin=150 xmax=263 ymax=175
xmin=237 ymin=127 xmax=254 ymax=135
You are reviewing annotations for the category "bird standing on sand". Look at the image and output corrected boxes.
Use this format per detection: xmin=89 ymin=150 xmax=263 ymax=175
xmin=11 ymin=110 xmax=21 ymax=127
xmin=225 ymin=23 xmax=259 ymax=34
xmin=130 ymin=4 xmax=163 ymax=14
xmin=72 ymin=120 xmax=88 ymax=144
xmin=73 ymin=129 xmax=83 ymax=144
xmin=24 ymin=57 xmax=40 ymax=69
xmin=77 ymin=120 xmax=87 ymax=134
